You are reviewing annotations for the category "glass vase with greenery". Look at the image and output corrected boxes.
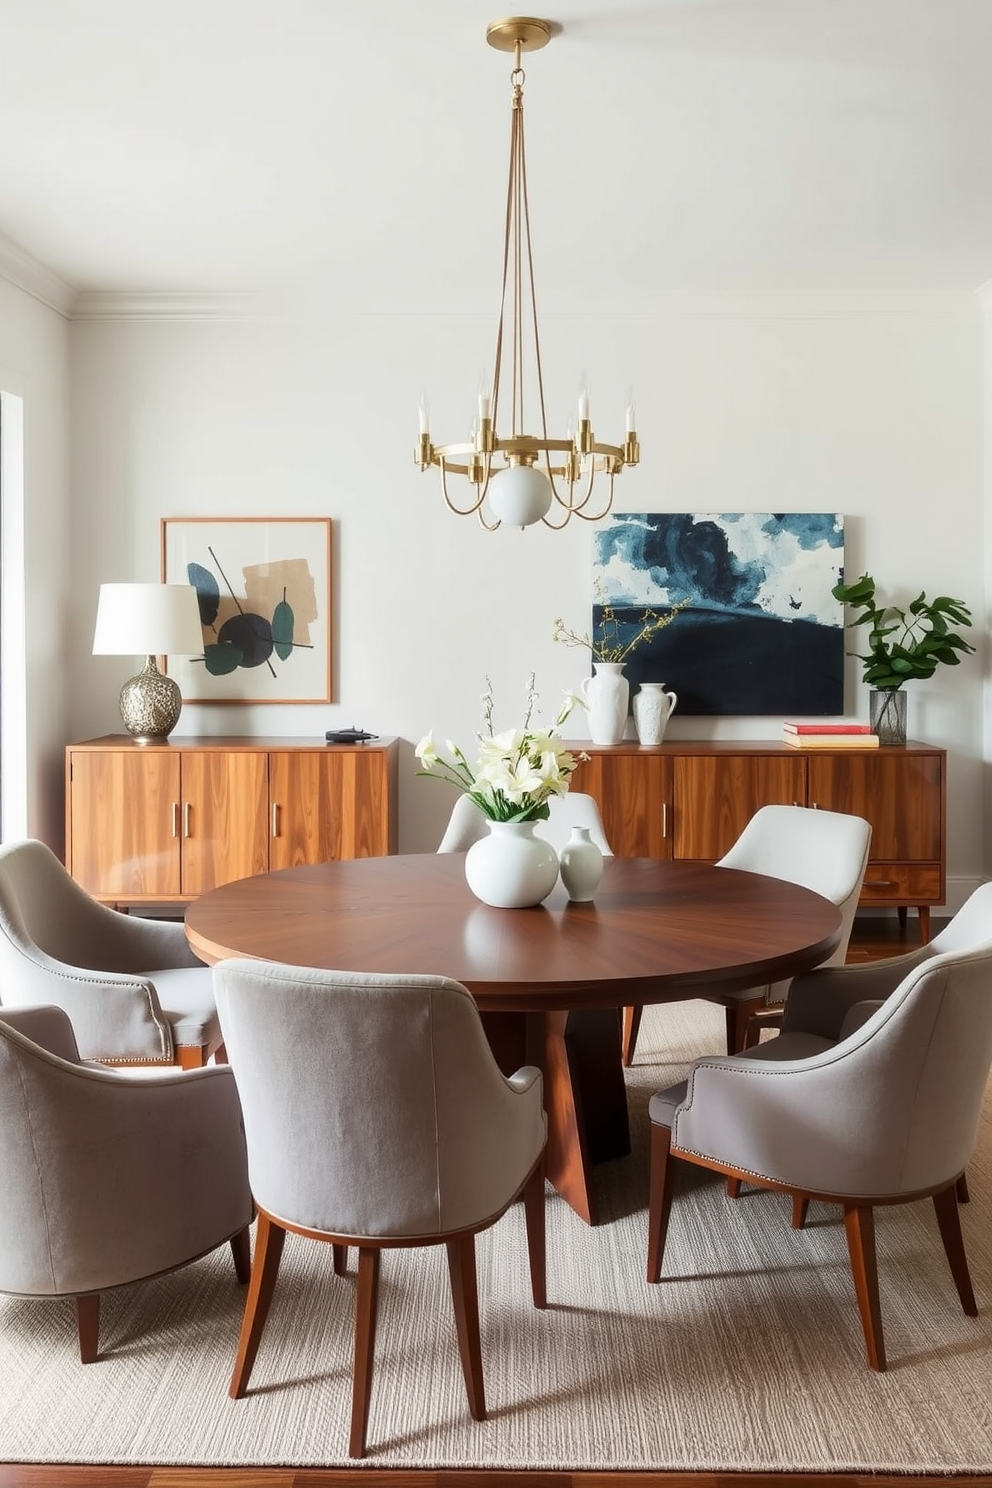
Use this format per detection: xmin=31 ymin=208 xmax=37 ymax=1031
xmin=831 ymin=574 xmax=975 ymax=741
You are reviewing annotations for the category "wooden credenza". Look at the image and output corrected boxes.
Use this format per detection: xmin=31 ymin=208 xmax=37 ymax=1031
xmin=568 ymin=739 xmax=946 ymax=938
xmin=65 ymin=735 xmax=398 ymax=905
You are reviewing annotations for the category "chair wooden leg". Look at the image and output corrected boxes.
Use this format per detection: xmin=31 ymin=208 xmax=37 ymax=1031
xmin=726 ymin=997 xmax=767 ymax=1055
xmin=333 ymin=1244 xmax=349 ymax=1275
xmin=843 ymin=1203 xmax=886 ymax=1371
xmin=230 ymin=1224 xmax=252 ymax=1283
xmin=75 ymin=1294 xmax=100 ymax=1363
xmin=792 ymin=1196 xmax=809 ymax=1229
xmin=229 ymin=1211 xmax=286 ymax=1399
xmin=932 ymin=1184 xmax=978 ymax=1316
xmin=646 ymin=1123 xmax=676 ymax=1283
xmin=446 ymin=1233 xmax=486 ymax=1423
xmin=621 ymin=1004 xmax=643 ymax=1067
xmin=522 ymin=1160 xmax=547 ymax=1309
xmin=350 ymin=1247 xmax=381 ymax=1459
xmin=213 ymin=1042 xmax=229 ymax=1065
xmin=176 ymin=1045 xmax=208 ymax=1070
xmin=956 ymin=1172 xmax=970 ymax=1204
xmin=726 ymin=1177 xmax=742 ymax=1200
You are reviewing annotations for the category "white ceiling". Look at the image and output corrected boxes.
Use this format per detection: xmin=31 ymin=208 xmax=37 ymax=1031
xmin=1 ymin=0 xmax=991 ymax=312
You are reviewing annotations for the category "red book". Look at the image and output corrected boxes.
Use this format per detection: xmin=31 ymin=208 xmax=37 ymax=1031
xmin=782 ymin=719 xmax=872 ymax=735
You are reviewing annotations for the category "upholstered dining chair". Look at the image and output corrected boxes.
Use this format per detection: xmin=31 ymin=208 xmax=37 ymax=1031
xmin=645 ymin=939 xmax=992 ymax=1371
xmin=622 ymin=804 xmax=871 ymax=1064
xmin=437 ymin=789 xmax=613 ymax=856
xmin=730 ymin=879 xmax=992 ymax=1218
xmin=0 ymin=839 xmax=222 ymax=1066
xmin=213 ymin=958 xmax=548 ymax=1459
xmin=0 ymin=1003 xmax=252 ymax=1363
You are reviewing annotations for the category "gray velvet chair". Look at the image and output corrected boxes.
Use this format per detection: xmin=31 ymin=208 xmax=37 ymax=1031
xmin=646 ymin=937 xmax=992 ymax=1371
xmin=437 ymin=789 xmax=613 ymax=856
xmin=0 ymin=1004 xmax=252 ymax=1362
xmin=0 ymin=839 xmax=222 ymax=1066
xmin=213 ymin=958 xmax=548 ymax=1459
xmin=622 ymin=803 xmax=872 ymax=1064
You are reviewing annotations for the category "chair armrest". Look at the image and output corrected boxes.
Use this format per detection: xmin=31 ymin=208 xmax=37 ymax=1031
xmin=782 ymin=948 xmax=928 ymax=1039
xmin=0 ymin=1005 xmax=81 ymax=1061
xmin=0 ymin=957 xmax=173 ymax=1062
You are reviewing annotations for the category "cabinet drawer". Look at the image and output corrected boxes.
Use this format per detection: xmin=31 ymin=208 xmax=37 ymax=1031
xmin=859 ymin=863 xmax=941 ymax=904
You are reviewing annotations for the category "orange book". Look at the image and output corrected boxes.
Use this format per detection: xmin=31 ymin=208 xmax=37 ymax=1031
xmin=783 ymin=732 xmax=879 ymax=749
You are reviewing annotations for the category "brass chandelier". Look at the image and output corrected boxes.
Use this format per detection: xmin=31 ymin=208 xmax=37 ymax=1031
xmin=414 ymin=16 xmax=640 ymax=531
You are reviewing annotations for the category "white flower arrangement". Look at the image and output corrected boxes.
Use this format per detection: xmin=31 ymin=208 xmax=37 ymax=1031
xmin=415 ymin=674 xmax=585 ymax=823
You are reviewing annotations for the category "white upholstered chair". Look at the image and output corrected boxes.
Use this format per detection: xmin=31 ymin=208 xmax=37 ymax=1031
xmin=0 ymin=1004 xmax=252 ymax=1362
xmin=0 ymin=839 xmax=222 ymax=1066
xmin=213 ymin=958 xmax=548 ymax=1459
xmin=437 ymin=790 xmax=613 ymax=856
xmin=646 ymin=937 xmax=992 ymax=1371
xmin=622 ymin=804 xmax=872 ymax=1064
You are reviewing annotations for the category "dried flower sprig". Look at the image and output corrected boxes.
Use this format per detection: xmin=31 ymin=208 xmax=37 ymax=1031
xmin=552 ymin=595 xmax=690 ymax=665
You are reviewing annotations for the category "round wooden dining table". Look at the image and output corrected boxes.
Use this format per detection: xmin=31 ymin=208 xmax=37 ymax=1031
xmin=186 ymin=853 xmax=842 ymax=1224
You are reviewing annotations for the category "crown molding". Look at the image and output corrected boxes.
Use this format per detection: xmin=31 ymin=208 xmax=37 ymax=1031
xmin=0 ymin=231 xmax=77 ymax=317
xmin=70 ymin=290 xmax=283 ymax=321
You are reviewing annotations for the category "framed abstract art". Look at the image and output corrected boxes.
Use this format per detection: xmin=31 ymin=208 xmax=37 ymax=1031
xmin=592 ymin=512 xmax=845 ymax=715
xmin=161 ymin=516 xmax=332 ymax=703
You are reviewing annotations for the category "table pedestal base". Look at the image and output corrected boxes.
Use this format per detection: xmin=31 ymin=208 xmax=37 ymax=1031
xmin=480 ymin=1008 xmax=631 ymax=1225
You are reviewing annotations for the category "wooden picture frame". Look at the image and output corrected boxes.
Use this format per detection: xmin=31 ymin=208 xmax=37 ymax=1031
xmin=161 ymin=516 xmax=332 ymax=704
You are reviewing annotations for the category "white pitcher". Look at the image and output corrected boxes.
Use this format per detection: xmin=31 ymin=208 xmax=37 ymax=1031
xmin=632 ymin=682 xmax=678 ymax=746
xmin=579 ymin=663 xmax=630 ymax=745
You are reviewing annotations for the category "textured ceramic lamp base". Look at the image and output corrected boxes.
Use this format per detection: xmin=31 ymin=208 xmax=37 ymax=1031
xmin=119 ymin=657 xmax=183 ymax=742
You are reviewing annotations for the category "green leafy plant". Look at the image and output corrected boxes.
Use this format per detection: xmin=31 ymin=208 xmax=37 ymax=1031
xmin=831 ymin=574 xmax=975 ymax=690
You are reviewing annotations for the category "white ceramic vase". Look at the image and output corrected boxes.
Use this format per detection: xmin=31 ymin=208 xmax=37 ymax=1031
xmin=579 ymin=662 xmax=630 ymax=745
xmin=632 ymin=682 xmax=678 ymax=746
xmin=558 ymin=826 xmax=604 ymax=902
xmin=464 ymin=820 xmax=559 ymax=909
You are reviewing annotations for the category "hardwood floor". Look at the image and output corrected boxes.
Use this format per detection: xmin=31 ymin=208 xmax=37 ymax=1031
xmin=1 ymin=912 xmax=973 ymax=1488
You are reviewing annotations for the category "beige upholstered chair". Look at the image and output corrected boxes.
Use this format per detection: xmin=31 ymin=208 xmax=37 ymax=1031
xmin=622 ymin=804 xmax=871 ymax=1064
xmin=646 ymin=938 xmax=992 ymax=1371
xmin=0 ymin=839 xmax=222 ymax=1066
xmin=437 ymin=790 xmax=613 ymax=856
xmin=213 ymin=958 xmax=548 ymax=1459
xmin=0 ymin=1004 xmax=252 ymax=1362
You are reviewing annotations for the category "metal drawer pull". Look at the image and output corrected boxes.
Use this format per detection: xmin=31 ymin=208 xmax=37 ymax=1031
xmin=272 ymin=803 xmax=280 ymax=837
xmin=171 ymin=803 xmax=180 ymax=838
xmin=661 ymin=803 xmax=668 ymax=838
xmin=183 ymin=803 xmax=191 ymax=838
xmin=864 ymin=878 xmax=895 ymax=888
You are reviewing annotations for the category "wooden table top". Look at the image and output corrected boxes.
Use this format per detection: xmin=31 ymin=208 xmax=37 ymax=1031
xmin=185 ymin=854 xmax=843 ymax=1014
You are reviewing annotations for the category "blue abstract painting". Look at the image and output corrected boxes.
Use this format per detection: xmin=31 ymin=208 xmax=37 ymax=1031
xmin=593 ymin=513 xmax=845 ymax=716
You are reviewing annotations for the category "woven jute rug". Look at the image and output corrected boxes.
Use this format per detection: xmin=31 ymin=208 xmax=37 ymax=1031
xmin=2 ymin=998 xmax=991 ymax=1470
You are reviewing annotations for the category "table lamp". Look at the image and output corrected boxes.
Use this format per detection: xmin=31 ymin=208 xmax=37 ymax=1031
xmin=92 ymin=582 xmax=204 ymax=743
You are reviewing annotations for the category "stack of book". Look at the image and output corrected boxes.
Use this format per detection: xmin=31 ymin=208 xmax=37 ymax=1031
xmin=782 ymin=719 xmax=879 ymax=749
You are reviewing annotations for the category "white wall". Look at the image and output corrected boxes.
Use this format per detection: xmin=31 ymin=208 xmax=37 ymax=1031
xmin=65 ymin=299 xmax=986 ymax=900
xmin=0 ymin=275 xmax=70 ymax=846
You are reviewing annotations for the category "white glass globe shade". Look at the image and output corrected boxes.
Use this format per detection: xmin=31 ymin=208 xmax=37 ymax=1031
xmin=488 ymin=464 xmax=552 ymax=528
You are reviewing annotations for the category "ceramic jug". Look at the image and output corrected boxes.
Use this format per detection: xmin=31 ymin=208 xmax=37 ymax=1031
xmin=579 ymin=663 xmax=630 ymax=746
xmin=632 ymin=683 xmax=678 ymax=746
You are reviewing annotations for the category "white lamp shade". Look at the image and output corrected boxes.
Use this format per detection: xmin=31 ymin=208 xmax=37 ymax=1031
xmin=92 ymin=583 xmax=204 ymax=658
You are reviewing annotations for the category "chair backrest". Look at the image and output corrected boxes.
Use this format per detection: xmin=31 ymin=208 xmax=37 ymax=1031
xmin=717 ymin=804 xmax=871 ymax=967
xmin=677 ymin=941 xmax=992 ymax=1199
xmin=817 ymin=944 xmax=992 ymax=1194
xmin=0 ymin=838 xmax=131 ymax=974
xmin=213 ymin=959 xmax=546 ymax=1240
xmin=930 ymin=881 xmax=992 ymax=955
xmin=437 ymin=792 xmax=613 ymax=856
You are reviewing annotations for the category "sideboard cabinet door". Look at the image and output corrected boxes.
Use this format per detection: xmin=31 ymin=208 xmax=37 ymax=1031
xmin=67 ymin=749 xmax=182 ymax=899
xmin=180 ymin=751 xmax=269 ymax=896
xmin=672 ymin=754 xmax=807 ymax=861
xmin=268 ymin=748 xmax=396 ymax=869
xmin=568 ymin=749 xmax=672 ymax=858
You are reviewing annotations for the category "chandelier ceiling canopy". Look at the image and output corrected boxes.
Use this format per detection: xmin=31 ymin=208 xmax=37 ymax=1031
xmin=415 ymin=16 xmax=640 ymax=531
